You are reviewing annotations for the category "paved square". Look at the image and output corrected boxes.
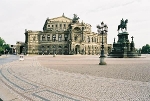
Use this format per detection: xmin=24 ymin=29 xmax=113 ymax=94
xmin=0 ymin=55 xmax=150 ymax=101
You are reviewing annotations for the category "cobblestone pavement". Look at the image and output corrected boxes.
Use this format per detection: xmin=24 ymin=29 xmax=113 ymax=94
xmin=0 ymin=55 xmax=150 ymax=101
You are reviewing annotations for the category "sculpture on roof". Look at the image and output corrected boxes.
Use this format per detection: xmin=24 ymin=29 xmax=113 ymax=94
xmin=72 ymin=14 xmax=80 ymax=23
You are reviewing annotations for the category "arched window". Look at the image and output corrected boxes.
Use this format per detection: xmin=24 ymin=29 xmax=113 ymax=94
xmin=33 ymin=36 xmax=36 ymax=41
xmin=88 ymin=36 xmax=90 ymax=42
xmin=52 ymin=35 xmax=56 ymax=42
xmin=64 ymin=46 xmax=68 ymax=48
xmin=41 ymin=46 xmax=44 ymax=52
xmin=59 ymin=46 xmax=62 ymax=48
xmin=52 ymin=45 xmax=55 ymax=48
xmin=64 ymin=34 xmax=68 ymax=41
xmin=95 ymin=37 xmax=96 ymax=42
xmin=64 ymin=24 xmax=66 ymax=28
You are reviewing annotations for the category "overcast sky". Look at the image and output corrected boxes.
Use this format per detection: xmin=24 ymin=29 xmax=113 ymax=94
xmin=0 ymin=0 xmax=150 ymax=48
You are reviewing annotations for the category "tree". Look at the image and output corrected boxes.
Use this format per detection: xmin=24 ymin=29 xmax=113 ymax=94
xmin=0 ymin=37 xmax=5 ymax=46
xmin=0 ymin=37 xmax=5 ymax=54
xmin=0 ymin=37 xmax=10 ymax=55
xmin=141 ymin=44 xmax=150 ymax=54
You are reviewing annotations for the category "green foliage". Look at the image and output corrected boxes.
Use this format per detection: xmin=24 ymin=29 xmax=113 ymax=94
xmin=0 ymin=37 xmax=10 ymax=54
xmin=0 ymin=47 xmax=3 ymax=52
xmin=141 ymin=44 xmax=150 ymax=54
xmin=0 ymin=37 xmax=5 ymax=46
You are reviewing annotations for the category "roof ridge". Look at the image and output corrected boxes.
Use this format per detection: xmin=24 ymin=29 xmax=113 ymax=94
xmin=48 ymin=15 xmax=72 ymax=20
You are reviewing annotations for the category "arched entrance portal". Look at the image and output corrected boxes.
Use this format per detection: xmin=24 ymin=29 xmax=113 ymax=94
xmin=20 ymin=46 xmax=24 ymax=54
xmin=19 ymin=46 xmax=26 ymax=54
xmin=75 ymin=45 xmax=80 ymax=54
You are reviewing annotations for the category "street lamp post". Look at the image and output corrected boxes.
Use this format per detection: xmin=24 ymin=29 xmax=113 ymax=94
xmin=97 ymin=22 xmax=108 ymax=65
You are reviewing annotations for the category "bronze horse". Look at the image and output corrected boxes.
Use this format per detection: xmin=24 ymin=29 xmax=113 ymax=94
xmin=117 ymin=19 xmax=128 ymax=32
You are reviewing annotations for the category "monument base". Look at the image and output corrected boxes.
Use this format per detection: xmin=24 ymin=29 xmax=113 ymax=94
xmin=108 ymin=51 xmax=141 ymax=58
xmin=109 ymin=31 xmax=141 ymax=58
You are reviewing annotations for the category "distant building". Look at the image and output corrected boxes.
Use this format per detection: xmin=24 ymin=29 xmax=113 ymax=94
xmin=10 ymin=44 xmax=17 ymax=54
xmin=16 ymin=41 xmax=26 ymax=54
xmin=18 ymin=14 xmax=111 ymax=55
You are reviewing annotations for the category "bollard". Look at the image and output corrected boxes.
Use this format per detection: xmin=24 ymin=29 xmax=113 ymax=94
xmin=53 ymin=54 xmax=56 ymax=57
xmin=19 ymin=54 xmax=24 ymax=61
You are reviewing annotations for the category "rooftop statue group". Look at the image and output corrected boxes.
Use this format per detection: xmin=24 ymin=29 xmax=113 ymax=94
xmin=72 ymin=14 xmax=80 ymax=23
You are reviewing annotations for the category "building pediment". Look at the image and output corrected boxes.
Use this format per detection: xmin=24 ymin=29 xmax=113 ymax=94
xmin=49 ymin=16 xmax=72 ymax=22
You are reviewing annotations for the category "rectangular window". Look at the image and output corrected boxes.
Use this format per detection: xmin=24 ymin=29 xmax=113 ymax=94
xmin=58 ymin=35 xmax=62 ymax=42
xmin=42 ymin=35 xmax=45 ymax=41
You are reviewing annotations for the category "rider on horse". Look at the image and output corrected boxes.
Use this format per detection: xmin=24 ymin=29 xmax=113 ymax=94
xmin=118 ymin=18 xmax=128 ymax=32
xmin=120 ymin=18 xmax=124 ymax=26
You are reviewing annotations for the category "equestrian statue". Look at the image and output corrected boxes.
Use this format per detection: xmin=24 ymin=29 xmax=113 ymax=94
xmin=117 ymin=18 xmax=128 ymax=32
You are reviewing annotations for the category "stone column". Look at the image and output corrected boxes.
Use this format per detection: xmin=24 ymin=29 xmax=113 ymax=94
xmin=40 ymin=35 xmax=42 ymax=41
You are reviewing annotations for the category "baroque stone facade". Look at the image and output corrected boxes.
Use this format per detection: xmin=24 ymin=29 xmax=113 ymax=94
xmin=24 ymin=14 xmax=111 ymax=55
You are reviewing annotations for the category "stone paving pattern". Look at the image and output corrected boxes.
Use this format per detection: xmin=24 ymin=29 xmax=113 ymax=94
xmin=0 ymin=55 xmax=150 ymax=101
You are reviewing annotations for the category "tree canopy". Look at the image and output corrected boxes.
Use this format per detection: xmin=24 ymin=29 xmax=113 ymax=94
xmin=141 ymin=44 xmax=150 ymax=54
xmin=0 ymin=37 xmax=10 ymax=54
xmin=0 ymin=37 xmax=5 ymax=46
